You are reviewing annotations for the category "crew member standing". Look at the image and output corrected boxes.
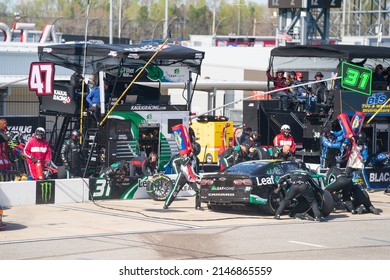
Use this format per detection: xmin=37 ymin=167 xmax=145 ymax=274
xmin=61 ymin=129 xmax=83 ymax=178
xmin=164 ymin=125 xmax=202 ymax=210
xmin=0 ymin=118 xmax=12 ymax=181
xmin=321 ymin=128 xmax=343 ymax=168
xmin=24 ymin=127 xmax=52 ymax=180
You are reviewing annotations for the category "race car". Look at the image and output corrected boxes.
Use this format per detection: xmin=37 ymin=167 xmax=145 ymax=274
xmin=200 ymin=159 xmax=333 ymax=216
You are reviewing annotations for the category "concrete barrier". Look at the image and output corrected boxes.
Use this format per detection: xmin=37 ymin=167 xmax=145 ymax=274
xmin=0 ymin=177 xmax=195 ymax=207
xmin=0 ymin=179 xmax=90 ymax=207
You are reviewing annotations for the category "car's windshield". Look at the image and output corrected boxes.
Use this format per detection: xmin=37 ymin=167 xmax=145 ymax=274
xmin=226 ymin=161 xmax=270 ymax=175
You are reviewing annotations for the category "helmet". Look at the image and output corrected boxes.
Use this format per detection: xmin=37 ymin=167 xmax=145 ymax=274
xmin=356 ymin=132 xmax=367 ymax=145
xmin=377 ymin=153 xmax=387 ymax=162
xmin=192 ymin=142 xmax=201 ymax=156
xmin=296 ymin=72 xmax=303 ymax=78
xmin=71 ymin=130 xmax=80 ymax=141
xmin=35 ymin=127 xmax=46 ymax=140
xmin=288 ymin=71 xmax=296 ymax=76
xmin=315 ymin=72 xmax=324 ymax=78
xmin=281 ymin=124 xmax=291 ymax=133
xmin=118 ymin=160 xmax=128 ymax=172
xmin=244 ymin=127 xmax=252 ymax=134
xmin=323 ymin=127 xmax=332 ymax=136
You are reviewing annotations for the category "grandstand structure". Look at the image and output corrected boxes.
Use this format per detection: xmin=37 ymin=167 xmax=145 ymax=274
xmin=272 ymin=0 xmax=390 ymax=45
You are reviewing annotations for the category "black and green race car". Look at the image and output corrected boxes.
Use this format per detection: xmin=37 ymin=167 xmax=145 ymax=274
xmin=199 ymin=159 xmax=334 ymax=216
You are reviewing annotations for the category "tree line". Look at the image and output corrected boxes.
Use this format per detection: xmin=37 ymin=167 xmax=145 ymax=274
xmin=0 ymin=0 xmax=274 ymax=43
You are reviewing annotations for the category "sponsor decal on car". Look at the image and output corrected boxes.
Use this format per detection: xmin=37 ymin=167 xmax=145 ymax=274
xmin=255 ymin=176 xmax=275 ymax=186
xmin=208 ymin=193 xmax=235 ymax=196
xmin=211 ymin=186 xmax=235 ymax=191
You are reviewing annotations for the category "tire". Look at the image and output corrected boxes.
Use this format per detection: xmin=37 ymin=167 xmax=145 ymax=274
xmin=289 ymin=189 xmax=333 ymax=218
xmin=260 ymin=189 xmax=284 ymax=215
xmin=146 ymin=174 xmax=173 ymax=201
xmin=320 ymin=190 xmax=334 ymax=217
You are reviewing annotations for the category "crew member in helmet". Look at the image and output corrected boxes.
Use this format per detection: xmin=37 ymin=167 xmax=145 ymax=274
xmin=355 ymin=132 xmax=369 ymax=163
xmin=239 ymin=127 xmax=252 ymax=144
xmin=369 ymin=152 xmax=390 ymax=168
xmin=99 ymin=160 xmax=129 ymax=182
xmin=0 ymin=118 xmax=12 ymax=181
xmin=164 ymin=126 xmax=202 ymax=210
xmin=274 ymin=168 xmax=323 ymax=221
xmin=24 ymin=127 xmax=52 ymax=180
xmin=272 ymin=124 xmax=296 ymax=159
xmin=61 ymin=129 xmax=83 ymax=178
xmin=321 ymin=127 xmax=343 ymax=168
xmin=164 ymin=152 xmax=203 ymax=210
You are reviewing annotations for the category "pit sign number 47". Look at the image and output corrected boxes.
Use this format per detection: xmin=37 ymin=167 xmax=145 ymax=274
xmin=29 ymin=62 xmax=55 ymax=96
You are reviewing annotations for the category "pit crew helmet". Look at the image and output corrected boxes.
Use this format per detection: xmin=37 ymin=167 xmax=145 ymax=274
xmin=35 ymin=127 xmax=46 ymax=141
xmin=356 ymin=132 xmax=367 ymax=145
xmin=192 ymin=142 xmax=201 ymax=156
xmin=376 ymin=153 xmax=389 ymax=164
xmin=280 ymin=124 xmax=291 ymax=133
xmin=71 ymin=129 xmax=80 ymax=141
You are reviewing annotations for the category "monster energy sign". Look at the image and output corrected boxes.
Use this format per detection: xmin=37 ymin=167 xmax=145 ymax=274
xmin=36 ymin=180 xmax=55 ymax=204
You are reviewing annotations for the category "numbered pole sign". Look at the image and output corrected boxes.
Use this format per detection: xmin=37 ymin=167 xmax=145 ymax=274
xmin=29 ymin=62 xmax=55 ymax=96
xmin=341 ymin=61 xmax=372 ymax=96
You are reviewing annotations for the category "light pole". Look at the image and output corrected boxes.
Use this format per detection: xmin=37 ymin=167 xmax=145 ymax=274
xmin=120 ymin=19 xmax=133 ymax=40
xmin=168 ymin=16 xmax=178 ymax=37
xmin=214 ymin=17 xmax=226 ymax=46
xmin=51 ymin=17 xmax=63 ymax=26
xmin=118 ymin=0 xmax=122 ymax=39
xmin=215 ymin=18 xmax=226 ymax=35
xmin=88 ymin=18 xmax=99 ymax=37
xmin=233 ymin=1 xmax=245 ymax=36
xmin=164 ymin=0 xmax=169 ymax=38
xmin=152 ymin=19 xmax=165 ymax=41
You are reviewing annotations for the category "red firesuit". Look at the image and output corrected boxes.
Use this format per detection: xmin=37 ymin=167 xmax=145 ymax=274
xmin=24 ymin=132 xmax=51 ymax=180
xmin=273 ymin=133 xmax=296 ymax=153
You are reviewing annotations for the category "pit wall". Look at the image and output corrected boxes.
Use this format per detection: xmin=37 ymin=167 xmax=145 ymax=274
xmin=0 ymin=178 xmax=193 ymax=208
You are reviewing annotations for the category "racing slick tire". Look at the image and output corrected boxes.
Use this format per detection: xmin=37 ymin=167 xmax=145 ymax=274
xmin=146 ymin=174 xmax=173 ymax=201
xmin=320 ymin=190 xmax=334 ymax=217
xmin=260 ymin=189 xmax=284 ymax=215
xmin=288 ymin=189 xmax=334 ymax=218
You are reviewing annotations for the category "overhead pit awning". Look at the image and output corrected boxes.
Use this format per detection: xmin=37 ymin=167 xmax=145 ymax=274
xmin=38 ymin=42 xmax=205 ymax=75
